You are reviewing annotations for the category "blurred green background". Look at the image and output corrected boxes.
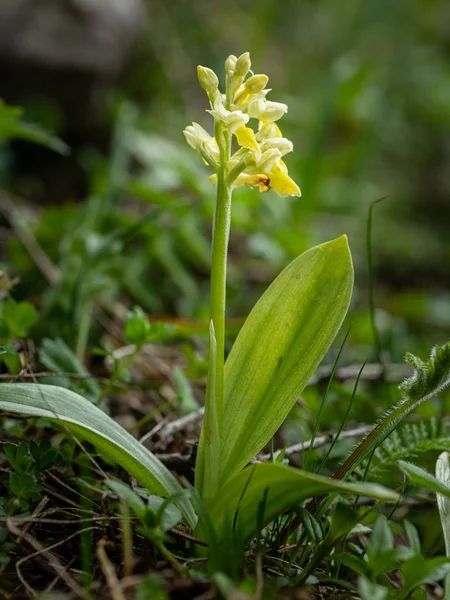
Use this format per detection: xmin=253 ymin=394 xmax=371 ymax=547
xmin=1 ymin=0 xmax=449 ymax=360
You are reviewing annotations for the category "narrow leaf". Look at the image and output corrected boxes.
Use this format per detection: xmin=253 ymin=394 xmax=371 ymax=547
xmin=398 ymin=460 xmax=450 ymax=498
xmin=0 ymin=383 xmax=196 ymax=528
xmin=206 ymin=462 xmax=398 ymax=547
xmin=218 ymin=236 xmax=353 ymax=489
xmin=437 ymin=452 xmax=450 ymax=557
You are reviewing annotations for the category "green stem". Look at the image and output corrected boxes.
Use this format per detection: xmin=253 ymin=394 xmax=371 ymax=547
xmin=76 ymin=300 xmax=92 ymax=361
xmin=209 ymin=124 xmax=232 ymax=434
xmin=366 ymin=196 xmax=389 ymax=362
xmin=197 ymin=123 xmax=232 ymax=503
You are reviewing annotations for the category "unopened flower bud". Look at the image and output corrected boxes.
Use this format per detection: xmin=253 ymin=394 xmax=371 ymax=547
xmin=235 ymin=52 xmax=251 ymax=77
xmin=225 ymin=54 xmax=237 ymax=75
xmin=197 ymin=66 xmax=219 ymax=95
xmin=244 ymin=74 xmax=269 ymax=94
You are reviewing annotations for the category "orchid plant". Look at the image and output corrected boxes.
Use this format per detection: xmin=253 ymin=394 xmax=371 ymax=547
xmin=0 ymin=53 xmax=404 ymax=567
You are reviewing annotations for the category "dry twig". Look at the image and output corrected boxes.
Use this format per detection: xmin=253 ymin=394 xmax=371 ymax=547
xmin=97 ymin=538 xmax=127 ymax=600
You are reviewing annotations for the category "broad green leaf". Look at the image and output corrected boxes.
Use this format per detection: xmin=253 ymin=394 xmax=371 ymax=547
xmin=209 ymin=236 xmax=353 ymax=491
xmin=0 ymin=383 xmax=196 ymax=528
xmin=206 ymin=462 xmax=398 ymax=547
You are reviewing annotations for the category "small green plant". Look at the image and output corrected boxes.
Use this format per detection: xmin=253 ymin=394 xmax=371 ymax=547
xmin=337 ymin=515 xmax=450 ymax=600
xmin=1 ymin=440 xmax=60 ymax=515
xmin=0 ymin=99 xmax=69 ymax=154
xmin=0 ymin=297 xmax=38 ymax=373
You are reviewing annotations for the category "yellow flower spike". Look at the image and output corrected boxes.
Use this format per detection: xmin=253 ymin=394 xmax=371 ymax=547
xmin=235 ymin=124 xmax=260 ymax=153
xmin=185 ymin=51 xmax=301 ymax=201
xmin=268 ymin=161 xmax=301 ymax=197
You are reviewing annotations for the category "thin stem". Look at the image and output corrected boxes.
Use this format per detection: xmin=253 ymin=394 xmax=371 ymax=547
xmin=209 ymin=123 xmax=232 ymax=434
xmin=76 ymin=300 xmax=92 ymax=361
xmin=366 ymin=195 xmax=389 ymax=362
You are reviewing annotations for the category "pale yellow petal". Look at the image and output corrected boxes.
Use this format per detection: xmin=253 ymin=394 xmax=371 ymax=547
xmin=235 ymin=124 xmax=260 ymax=153
xmin=269 ymin=162 xmax=301 ymax=197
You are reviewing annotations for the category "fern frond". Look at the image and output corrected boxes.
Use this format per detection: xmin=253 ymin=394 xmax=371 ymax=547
xmin=354 ymin=419 xmax=450 ymax=479
xmin=399 ymin=342 xmax=450 ymax=402
xmin=332 ymin=341 xmax=450 ymax=482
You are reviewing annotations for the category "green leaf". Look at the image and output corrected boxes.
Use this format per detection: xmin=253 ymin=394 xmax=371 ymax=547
xmin=174 ymin=367 xmax=199 ymax=415
xmin=0 ymin=299 xmax=38 ymax=339
xmin=398 ymin=460 xmax=450 ymax=498
xmin=0 ymin=383 xmax=196 ymax=528
xmin=401 ymin=555 xmax=450 ymax=593
xmin=368 ymin=516 xmax=394 ymax=557
xmin=147 ymin=495 xmax=182 ymax=532
xmin=297 ymin=506 xmax=323 ymax=543
xmin=335 ymin=553 xmax=368 ymax=576
xmin=195 ymin=322 xmax=221 ymax=501
xmin=9 ymin=472 xmax=41 ymax=501
xmin=436 ymin=452 xmax=450 ymax=599
xmin=124 ymin=306 xmax=152 ymax=345
xmin=205 ymin=462 xmax=398 ymax=548
xmin=0 ymin=100 xmax=69 ymax=154
xmin=358 ymin=576 xmax=388 ymax=600
xmin=39 ymin=338 xmax=101 ymax=402
xmin=201 ymin=236 xmax=353 ymax=493
xmin=437 ymin=453 xmax=450 ymax=556
xmin=328 ymin=502 xmax=358 ymax=542
xmin=106 ymin=480 xmax=147 ymax=518
xmin=404 ymin=519 xmax=421 ymax=555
